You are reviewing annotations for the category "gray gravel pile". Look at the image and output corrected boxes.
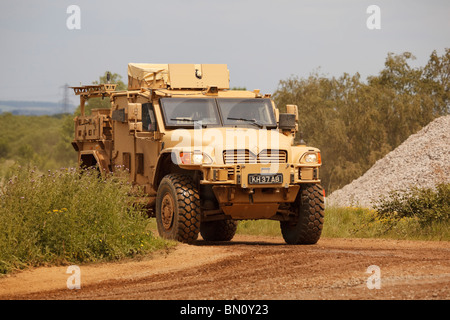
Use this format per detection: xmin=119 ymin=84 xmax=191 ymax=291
xmin=327 ymin=115 xmax=450 ymax=208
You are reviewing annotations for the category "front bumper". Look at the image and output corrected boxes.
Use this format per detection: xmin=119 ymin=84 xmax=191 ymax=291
xmin=197 ymin=163 xmax=321 ymax=220
xmin=199 ymin=163 xmax=320 ymax=187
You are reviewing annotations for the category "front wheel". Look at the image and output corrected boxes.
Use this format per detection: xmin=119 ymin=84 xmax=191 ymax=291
xmin=280 ymin=184 xmax=325 ymax=244
xmin=155 ymin=174 xmax=201 ymax=243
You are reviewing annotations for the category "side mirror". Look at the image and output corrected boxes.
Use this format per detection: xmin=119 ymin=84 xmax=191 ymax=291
xmin=279 ymin=104 xmax=299 ymax=133
xmin=279 ymin=113 xmax=296 ymax=131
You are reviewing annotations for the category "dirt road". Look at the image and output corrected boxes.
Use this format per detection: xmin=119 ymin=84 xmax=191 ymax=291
xmin=0 ymin=235 xmax=449 ymax=300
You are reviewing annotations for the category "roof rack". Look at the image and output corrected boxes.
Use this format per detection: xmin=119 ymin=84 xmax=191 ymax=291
xmin=71 ymin=84 xmax=117 ymax=98
xmin=71 ymin=84 xmax=118 ymax=116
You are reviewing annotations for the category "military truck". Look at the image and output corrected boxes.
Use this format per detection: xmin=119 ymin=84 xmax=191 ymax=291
xmin=71 ymin=64 xmax=324 ymax=244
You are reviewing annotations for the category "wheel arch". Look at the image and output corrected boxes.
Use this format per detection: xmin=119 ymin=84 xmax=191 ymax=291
xmin=152 ymin=151 xmax=201 ymax=190
xmin=79 ymin=150 xmax=109 ymax=173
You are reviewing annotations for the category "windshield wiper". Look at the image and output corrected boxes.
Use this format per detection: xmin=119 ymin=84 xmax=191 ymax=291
xmin=227 ymin=117 xmax=263 ymax=128
xmin=171 ymin=117 xmax=197 ymax=122
xmin=170 ymin=118 xmax=207 ymax=128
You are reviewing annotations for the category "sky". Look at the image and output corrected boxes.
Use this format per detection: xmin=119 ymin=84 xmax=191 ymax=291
xmin=0 ymin=0 xmax=449 ymax=103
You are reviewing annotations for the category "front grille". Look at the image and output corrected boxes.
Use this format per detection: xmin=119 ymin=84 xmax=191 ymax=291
xmin=257 ymin=150 xmax=287 ymax=163
xmin=223 ymin=149 xmax=287 ymax=164
xmin=223 ymin=150 xmax=256 ymax=164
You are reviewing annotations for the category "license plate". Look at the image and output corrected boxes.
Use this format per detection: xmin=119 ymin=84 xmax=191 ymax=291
xmin=248 ymin=173 xmax=283 ymax=185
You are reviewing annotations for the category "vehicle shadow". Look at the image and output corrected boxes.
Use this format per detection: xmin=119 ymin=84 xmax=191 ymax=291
xmin=193 ymin=238 xmax=287 ymax=247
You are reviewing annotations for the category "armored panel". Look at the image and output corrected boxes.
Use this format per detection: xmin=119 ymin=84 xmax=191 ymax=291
xmin=168 ymin=64 xmax=229 ymax=89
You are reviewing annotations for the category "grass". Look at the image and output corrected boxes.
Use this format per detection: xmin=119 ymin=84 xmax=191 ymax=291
xmin=237 ymin=220 xmax=281 ymax=237
xmin=236 ymin=205 xmax=450 ymax=241
xmin=322 ymin=206 xmax=449 ymax=241
xmin=0 ymin=165 xmax=175 ymax=275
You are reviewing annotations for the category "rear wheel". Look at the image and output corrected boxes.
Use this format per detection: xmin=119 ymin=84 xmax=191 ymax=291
xmin=155 ymin=174 xmax=201 ymax=243
xmin=200 ymin=220 xmax=238 ymax=241
xmin=280 ymin=184 xmax=325 ymax=244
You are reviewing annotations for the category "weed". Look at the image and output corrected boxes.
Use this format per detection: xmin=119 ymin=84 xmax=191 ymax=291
xmin=0 ymin=165 xmax=173 ymax=274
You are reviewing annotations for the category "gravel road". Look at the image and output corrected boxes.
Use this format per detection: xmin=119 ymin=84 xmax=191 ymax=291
xmin=1 ymin=235 xmax=448 ymax=300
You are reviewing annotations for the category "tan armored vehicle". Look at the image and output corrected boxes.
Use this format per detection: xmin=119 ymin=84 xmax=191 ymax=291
xmin=71 ymin=64 xmax=324 ymax=244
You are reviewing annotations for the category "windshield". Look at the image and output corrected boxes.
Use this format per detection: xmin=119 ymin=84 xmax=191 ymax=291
xmin=218 ymin=98 xmax=276 ymax=128
xmin=160 ymin=98 xmax=220 ymax=128
xmin=160 ymin=97 xmax=276 ymax=129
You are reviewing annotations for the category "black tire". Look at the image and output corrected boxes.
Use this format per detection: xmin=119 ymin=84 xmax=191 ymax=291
xmin=155 ymin=174 xmax=200 ymax=243
xmin=280 ymin=184 xmax=325 ymax=244
xmin=200 ymin=220 xmax=238 ymax=241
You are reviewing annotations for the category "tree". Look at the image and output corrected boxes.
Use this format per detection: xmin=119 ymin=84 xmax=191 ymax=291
xmin=272 ymin=49 xmax=449 ymax=193
xmin=421 ymin=48 xmax=450 ymax=115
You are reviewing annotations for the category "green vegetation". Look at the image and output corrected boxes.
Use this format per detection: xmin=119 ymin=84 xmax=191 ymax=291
xmin=0 ymin=166 xmax=174 ymax=274
xmin=0 ymin=113 xmax=77 ymax=173
xmin=237 ymin=220 xmax=281 ymax=237
xmin=372 ymin=183 xmax=449 ymax=236
xmin=237 ymin=184 xmax=450 ymax=241
xmin=273 ymin=49 xmax=449 ymax=193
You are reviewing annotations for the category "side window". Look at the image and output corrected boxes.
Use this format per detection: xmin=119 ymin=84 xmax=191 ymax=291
xmin=142 ymin=103 xmax=157 ymax=132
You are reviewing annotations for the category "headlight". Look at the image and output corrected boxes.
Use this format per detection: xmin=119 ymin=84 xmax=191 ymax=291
xmin=300 ymin=152 xmax=321 ymax=164
xmin=305 ymin=154 xmax=317 ymax=163
xmin=179 ymin=152 xmax=213 ymax=165
xmin=192 ymin=153 xmax=204 ymax=165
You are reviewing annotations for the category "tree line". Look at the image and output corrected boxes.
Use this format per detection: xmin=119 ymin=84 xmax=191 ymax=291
xmin=272 ymin=49 xmax=449 ymax=193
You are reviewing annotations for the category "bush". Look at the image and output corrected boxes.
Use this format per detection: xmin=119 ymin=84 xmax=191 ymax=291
xmin=374 ymin=183 xmax=450 ymax=225
xmin=0 ymin=166 xmax=172 ymax=274
xmin=321 ymin=203 xmax=449 ymax=241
